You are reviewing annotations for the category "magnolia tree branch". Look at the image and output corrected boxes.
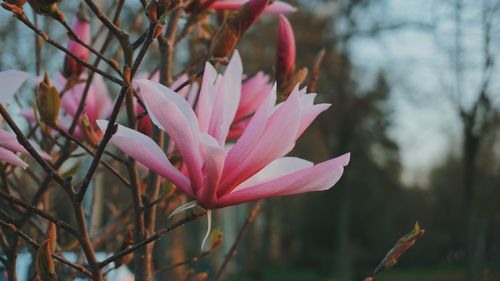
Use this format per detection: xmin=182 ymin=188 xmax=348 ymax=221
xmin=0 ymin=105 xmax=72 ymax=194
xmin=98 ymin=209 xmax=207 ymax=269
xmin=0 ymin=218 xmax=92 ymax=277
xmin=67 ymin=0 xmax=126 ymax=135
xmin=55 ymin=17 xmax=122 ymax=75
xmin=0 ymin=191 xmax=78 ymax=236
xmin=5 ymin=9 xmax=123 ymax=85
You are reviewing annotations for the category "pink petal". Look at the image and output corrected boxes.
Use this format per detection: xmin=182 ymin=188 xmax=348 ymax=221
xmin=196 ymin=62 xmax=218 ymax=133
xmin=0 ymin=147 xmax=28 ymax=168
xmin=222 ymin=85 xmax=277 ymax=183
xmin=218 ymin=90 xmax=302 ymax=195
xmin=0 ymin=70 xmax=30 ymax=102
xmin=234 ymin=157 xmax=312 ymax=191
xmin=19 ymin=109 xmax=37 ymax=123
xmin=208 ymin=51 xmax=243 ymax=145
xmin=135 ymin=79 xmax=205 ymax=192
xmin=235 ymin=72 xmax=272 ymax=121
xmin=197 ymin=134 xmax=226 ymax=208
xmin=296 ymin=93 xmax=330 ymax=139
xmin=172 ymin=74 xmax=190 ymax=97
xmin=264 ymin=1 xmax=297 ymax=13
xmin=0 ymin=129 xmax=51 ymax=160
xmin=209 ymin=0 xmax=297 ymax=14
xmin=96 ymin=120 xmax=192 ymax=196
xmin=217 ymin=153 xmax=350 ymax=207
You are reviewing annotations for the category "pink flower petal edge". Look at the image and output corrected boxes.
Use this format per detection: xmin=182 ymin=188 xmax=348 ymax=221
xmin=209 ymin=0 xmax=297 ymax=14
xmin=0 ymin=70 xmax=30 ymax=103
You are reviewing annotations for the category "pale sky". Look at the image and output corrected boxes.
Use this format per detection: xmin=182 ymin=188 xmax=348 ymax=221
xmin=347 ymin=0 xmax=500 ymax=185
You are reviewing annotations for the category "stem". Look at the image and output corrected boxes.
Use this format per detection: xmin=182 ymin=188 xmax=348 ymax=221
xmin=98 ymin=210 xmax=206 ymax=269
xmin=214 ymin=202 xmax=262 ymax=281
xmin=73 ymin=202 xmax=104 ymax=280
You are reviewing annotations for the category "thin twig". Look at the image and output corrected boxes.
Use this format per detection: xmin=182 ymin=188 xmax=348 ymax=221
xmin=0 ymin=191 xmax=78 ymax=236
xmin=214 ymin=202 xmax=262 ymax=281
xmin=0 ymin=218 xmax=92 ymax=277
xmin=10 ymin=11 xmax=123 ymax=85
xmin=98 ymin=209 xmax=206 ymax=269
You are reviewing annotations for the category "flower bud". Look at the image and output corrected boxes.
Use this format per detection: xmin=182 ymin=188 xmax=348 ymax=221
xmin=136 ymin=103 xmax=152 ymax=136
xmin=278 ymin=67 xmax=308 ymax=100
xmin=63 ymin=3 xmax=90 ymax=78
xmin=36 ymin=72 xmax=60 ymax=127
xmin=115 ymin=227 xmax=134 ymax=267
xmin=1 ymin=2 xmax=24 ymax=17
xmin=46 ymin=222 xmax=57 ymax=253
xmin=81 ymin=114 xmax=101 ymax=147
xmin=210 ymin=0 xmax=270 ymax=59
xmin=207 ymin=226 xmax=223 ymax=252
xmin=36 ymin=240 xmax=56 ymax=281
xmin=28 ymin=0 xmax=61 ymax=16
xmin=275 ymin=15 xmax=295 ymax=86
xmin=147 ymin=1 xmax=159 ymax=22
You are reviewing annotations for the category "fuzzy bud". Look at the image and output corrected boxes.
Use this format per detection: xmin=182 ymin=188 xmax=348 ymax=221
xmin=115 ymin=227 xmax=134 ymax=267
xmin=46 ymin=223 xmax=57 ymax=253
xmin=28 ymin=0 xmax=61 ymax=16
xmin=210 ymin=0 xmax=270 ymax=59
xmin=81 ymin=114 xmax=101 ymax=147
xmin=275 ymin=15 xmax=296 ymax=86
xmin=136 ymin=103 xmax=152 ymax=136
xmin=278 ymin=67 xmax=308 ymax=100
xmin=208 ymin=227 xmax=223 ymax=252
xmin=1 ymin=2 xmax=24 ymax=15
xmin=62 ymin=3 xmax=90 ymax=78
xmin=36 ymin=240 xmax=56 ymax=281
xmin=36 ymin=72 xmax=60 ymax=127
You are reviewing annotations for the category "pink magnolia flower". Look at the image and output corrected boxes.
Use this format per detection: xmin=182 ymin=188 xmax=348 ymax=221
xmin=98 ymin=52 xmax=349 ymax=209
xmin=0 ymin=70 xmax=51 ymax=167
xmin=276 ymin=14 xmax=296 ymax=85
xmin=208 ymin=0 xmax=297 ymax=14
xmin=228 ymin=72 xmax=273 ymax=139
xmin=63 ymin=5 xmax=91 ymax=78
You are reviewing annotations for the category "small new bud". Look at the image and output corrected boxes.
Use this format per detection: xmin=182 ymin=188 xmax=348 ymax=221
xmin=210 ymin=0 xmax=270 ymax=59
xmin=115 ymin=228 xmax=134 ymax=267
xmin=28 ymin=0 xmax=61 ymax=16
xmin=36 ymin=72 xmax=60 ymax=127
xmin=207 ymin=226 xmax=223 ymax=252
xmin=136 ymin=102 xmax=153 ymax=136
xmin=46 ymin=223 xmax=57 ymax=253
xmin=62 ymin=3 xmax=90 ymax=78
xmin=278 ymin=67 xmax=308 ymax=100
xmin=153 ymin=24 xmax=165 ymax=39
xmin=275 ymin=15 xmax=296 ymax=86
xmin=123 ymin=67 xmax=132 ymax=85
xmin=1 ymin=2 xmax=24 ymax=15
xmin=147 ymin=1 xmax=159 ymax=22
xmin=36 ymin=240 xmax=56 ymax=281
xmin=81 ymin=114 xmax=101 ymax=147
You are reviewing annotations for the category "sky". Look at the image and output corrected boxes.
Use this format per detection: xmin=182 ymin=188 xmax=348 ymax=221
xmin=347 ymin=0 xmax=499 ymax=185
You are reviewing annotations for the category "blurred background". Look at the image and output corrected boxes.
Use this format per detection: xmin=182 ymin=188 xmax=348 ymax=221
xmin=1 ymin=0 xmax=500 ymax=281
